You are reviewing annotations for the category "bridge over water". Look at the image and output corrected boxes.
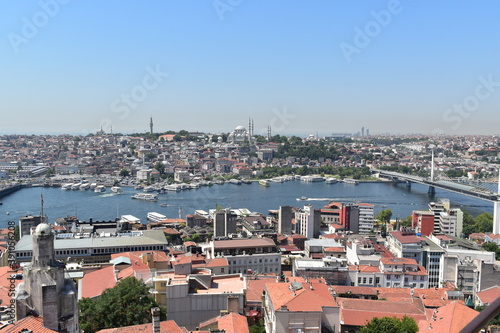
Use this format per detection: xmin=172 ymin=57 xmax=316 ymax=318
xmin=372 ymin=168 xmax=500 ymax=235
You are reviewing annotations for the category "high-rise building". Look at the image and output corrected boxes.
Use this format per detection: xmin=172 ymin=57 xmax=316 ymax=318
xmin=278 ymin=205 xmax=293 ymax=235
xmin=361 ymin=127 xmax=365 ymax=137
xmin=214 ymin=209 xmax=237 ymax=237
xmin=14 ymin=223 xmax=79 ymax=332
xmin=295 ymin=205 xmax=321 ymax=238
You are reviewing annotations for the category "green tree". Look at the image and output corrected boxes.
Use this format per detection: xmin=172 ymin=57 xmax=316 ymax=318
xmin=400 ymin=215 xmax=412 ymax=228
xmin=154 ymin=162 xmax=165 ymax=175
xmin=482 ymin=242 xmax=500 ymax=260
xmin=79 ymin=277 xmax=165 ymax=333
xmin=358 ymin=316 xmax=418 ymax=333
xmin=475 ymin=213 xmax=493 ymax=233
xmin=119 ymin=169 xmax=130 ymax=177
xmin=376 ymin=209 xmax=393 ymax=224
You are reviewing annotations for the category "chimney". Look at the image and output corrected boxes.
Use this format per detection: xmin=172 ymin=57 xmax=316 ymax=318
xmin=151 ymin=307 xmax=160 ymax=333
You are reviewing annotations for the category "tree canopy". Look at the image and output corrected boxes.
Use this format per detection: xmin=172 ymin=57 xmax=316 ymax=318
xmin=79 ymin=277 xmax=165 ymax=333
xmin=358 ymin=316 xmax=418 ymax=333
xmin=376 ymin=209 xmax=393 ymax=224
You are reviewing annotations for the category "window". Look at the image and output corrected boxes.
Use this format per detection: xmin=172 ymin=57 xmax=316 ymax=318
xmin=369 ymin=278 xmax=373 ymax=284
xmin=221 ymin=268 xmax=225 ymax=273
xmin=362 ymin=277 xmax=367 ymax=284
xmin=358 ymin=277 xmax=362 ymax=284
xmin=375 ymin=277 xmax=380 ymax=284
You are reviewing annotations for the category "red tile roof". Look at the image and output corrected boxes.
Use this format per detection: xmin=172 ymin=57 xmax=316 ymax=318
xmin=476 ymin=285 xmax=500 ymax=305
xmin=340 ymin=297 xmax=427 ymax=327
xmin=417 ymin=301 xmax=479 ymax=333
xmin=1 ymin=315 xmax=59 ymax=333
xmin=216 ymin=312 xmax=249 ymax=333
xmin=80 ymin=265 xmax=117 ymax=298
xmin=96 ymin=320 xmax=188 ymax=333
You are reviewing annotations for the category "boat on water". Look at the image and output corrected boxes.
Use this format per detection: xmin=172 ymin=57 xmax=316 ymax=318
xmin=131 ymin=193 xmax=158 ymax=201
xmin=160 ymin=203 xmax=168 ymax=207
xmin=241 ymin=179 xmax=252 ymax=184
xmin=297 ymin=196 xmax=308 ymax=201
xmin=165 ymin=184 xmax=181 ymax=192
xmin=147 ymin=212 xmax=167 ymax=222
xmin=61 ymin=183 xmax=73 ymax=190
xmin=229 ymin=179 xmax=242 ymax=185
xmin=343 ymin=179 xmax=359 ymax=185
xmin=111 ymin=186 xmax=123 ymax=194
xmin=94 ymin=185 xmax=106 ymax=193
xmin=89 ymin=183 xmax=97 ymax=190
xmin=143 ymin=186 xmax=155 ymax=192
xmin=325 ymin=177 xmax=338 ymax=184
xmin=79 ymin=183 xmax=90 ymax=190
xmin=189 ymin=183 xmax=200 ymax=189
xmin=70 ymin=183 xmax=81 ymax=190
xmin=259 ymin=179 xmax=270 ymax=187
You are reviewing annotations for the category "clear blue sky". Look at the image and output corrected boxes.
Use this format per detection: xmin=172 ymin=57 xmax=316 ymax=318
xmin=1 ymin=1 xmax=499 ymax=136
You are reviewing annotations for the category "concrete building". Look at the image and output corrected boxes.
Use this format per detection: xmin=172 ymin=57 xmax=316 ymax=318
xmin=357 ymin=203 xmax=374 ymax=234
xmin=385 ymin=230 xmax=425 ymax=266
xmin=14 ymin=229 xmax=167 ymax=264
xmin=213 ymin=209 xmax=237 ymax=237
xmin=293 ymin=257 xmax=348 ymax=285
xmin=295 ymin=205 xmax=321 ymax=239
xmin=19 ymin=215 xmax=48 ymax=237
xmin=210 ymin=238 xmax=281 ymax=275
xmin=429 ymin=199 xmax=450 ymax=233
xmin=439 ymin=209 xmax=463 ymax=237
xmin=14 ymin=223 xmax=79 ymax=332
xmin=153 ymin=272 xmax=246 ymax=330
xmin=278 ymin=205 xmax=293 ymax=235
xmin=174 ymin=170 xmax=190 ymax=182
xmin=412 ymin=210 xmax=435 ymax=236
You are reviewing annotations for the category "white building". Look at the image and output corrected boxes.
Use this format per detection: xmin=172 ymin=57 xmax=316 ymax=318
xmin=174 ymin=170 xmax=190 ymax=182
xmin=439 ymin=209 xmax=463 ymax=237
xmin=227 ymin=125 xmax=251 ymax=143
xmin=295 ymin=205 xmax=320 ymax=239
xmin=357 ymin=203 xmax=374 ymax=234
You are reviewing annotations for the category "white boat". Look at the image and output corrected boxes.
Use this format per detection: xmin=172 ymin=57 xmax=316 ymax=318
xmin=90 ymin=183 xmax=97 ymax=189
xmin=143 ymin=186 xmax=155 ymax=192
xmin=71 ymin=183 xmax=81 ymax=190
xmin=343 ymin=179 xmax=359 ymax=185
xmin=229 ymin=179 xmax=241 ymax=185
xmin=111 ymin=186 xmax=123 ymax=194
xmin=165 ymin=184 xmax=180 ymax=192
xmin=325 ymin=177 xmax=338 ymax=184
xmin=300 ymin=176 xmax=325 ymax=182
xmin=189 ymin=183 xmax=200 ymax=189
xmin=147 ymin=212 xmax=167 ymax=223
xmin=297 ymin=196 xmax=308 ymax=201
xmin=94 ymin=185 xmax=106 ymax=193
xmin=79 ymin=183 xmax=90 ymax=190
xmin=131 ymin=193 xmax=158 ymax=201
xmin=259 ymin=180 xmax=270 ymax=187
xmin=61 ymin=183 xmax=73 ymax=190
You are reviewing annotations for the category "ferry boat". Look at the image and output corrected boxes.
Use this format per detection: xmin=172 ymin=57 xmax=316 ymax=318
xmin=165 ymin=184 xmax=181 ymax=192
xmin=229 ymin=179 xmax=242 ymax=185
xmin=131 ymin=193 xmax=158 ymax=201
xmin=71 ymin=183 xmax=81 ymax=190
xmin=325 ymin=177 xmax=338 ymax=184
xmin=343 ymin=179 xmax=359 ymax=185
xmin=111 ymin=186 xmax=123 ymax=194
xmin=241 ymin=179 xmax=252 ymax=184
xmin=79 ymin=183 xmax=90 ymax=190
xmin=94 ymin=185 xmax=106 ymax=193
xmin=147 ymin=212 xmax=167 ymax=223
xmin=259 ymin=179 xmax=270 ymax=187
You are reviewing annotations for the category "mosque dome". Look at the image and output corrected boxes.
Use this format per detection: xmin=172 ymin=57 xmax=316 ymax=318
xmin=34 ymin=223 xmax=52 ymax=236
xmin=235 ymin=125 xmax=246 ymax=131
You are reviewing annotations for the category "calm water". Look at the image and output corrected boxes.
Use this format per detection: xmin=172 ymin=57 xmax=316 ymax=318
xmin=0 ymin=181 xmax=493 ymax=228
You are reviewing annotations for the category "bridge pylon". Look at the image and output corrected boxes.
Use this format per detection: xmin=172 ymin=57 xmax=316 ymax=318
xmin=494 ymin=170 xmax=500 ymax=235
xmin=428 ymin=186 xmax=435 ymax=195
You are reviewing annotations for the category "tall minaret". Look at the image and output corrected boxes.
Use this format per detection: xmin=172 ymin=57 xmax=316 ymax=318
xmin=150 ymin=116 xmax=154 ymax=134
xmin=267 ymin=126 xmax=272 ymax=141
xmin=14 ymin=223 xmax=79 ymax=332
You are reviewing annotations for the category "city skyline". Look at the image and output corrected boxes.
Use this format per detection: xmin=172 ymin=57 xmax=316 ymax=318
xmin=2 ymin=1 xmax=500 ymax=136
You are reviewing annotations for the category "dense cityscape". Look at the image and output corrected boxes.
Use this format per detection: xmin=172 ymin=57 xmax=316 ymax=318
xmin=0 ymin=127 xmax=499 ymax=332
xmin=3 ymin=1 xmax=500 ymax=332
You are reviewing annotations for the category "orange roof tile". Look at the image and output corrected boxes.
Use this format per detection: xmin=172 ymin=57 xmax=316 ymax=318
xmin=216 ymin=313 xmax=249 ymax=333
xmin=96 ymin=320 xmax=188 ymax=333
xmin=417 ymin=301 xmax=479 ymax=333
xmin=476 ymin=285 xmax=500 ymax=305
xmin=80 ymin=265 xmax=117 ymax=298
xmin=1 ymin=315 xmax=59 ymax=333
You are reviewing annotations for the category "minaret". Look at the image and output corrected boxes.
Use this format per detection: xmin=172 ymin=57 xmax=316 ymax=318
xmin=150 ymin=116 xmax=154 ymax=134
xmin=14 ymin=223 xmax=79 ymax=332
xmin=267 ymin=126 xmax=272 ymax=141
